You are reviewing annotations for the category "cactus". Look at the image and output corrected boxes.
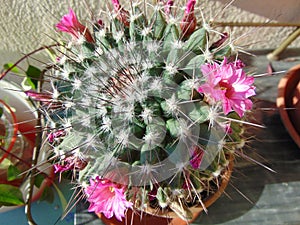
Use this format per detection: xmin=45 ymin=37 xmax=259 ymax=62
xmin=32 ymin=0 xmax=256 ymax=222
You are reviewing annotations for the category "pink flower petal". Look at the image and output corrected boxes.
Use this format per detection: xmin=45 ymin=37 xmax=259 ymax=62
xmin=85 ymin=177 xmax=132 ymax=221
xmin=56 ymin=8 xmax=94 ymax=43
xmin=197 ymin=57 xmax=255 ymax=117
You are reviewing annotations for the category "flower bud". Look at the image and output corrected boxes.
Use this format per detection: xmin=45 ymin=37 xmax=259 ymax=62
xmin=164 ymin=0 xmax=174 ymax=16
xmin=56 ymin=9 xmax=95 ymax=43
xmin=180 ymin=0 xmax=197 ymax=37
xmin=111 ymin=0 xmax=130 ymax=27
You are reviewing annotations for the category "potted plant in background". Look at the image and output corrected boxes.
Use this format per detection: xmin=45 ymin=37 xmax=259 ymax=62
xmin=277 ymin=64 xmax=300 ymax=148
xmin=0 ymin=80 xmax=54 ymax=212
xmin=0 ymin=97 xmax=34 ymax=201
xmin=1 ymin=0 xmax=260 ymax=224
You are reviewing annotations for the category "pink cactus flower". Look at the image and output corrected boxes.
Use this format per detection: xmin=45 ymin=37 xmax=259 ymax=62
xmin=190 ymin=146 xmax=204 ymax=169
xmin=164 ymin=0 xmax=174 ymax=15
xmin=48 ymin=130 xmax=66 ymax=143
xmin=223 ymin=122 xmax=233 ymax=134
xmin=25 ymin=90 xmax=62 ymax=109
xmin=97 ymin=19 xmax=105 ymax=29
xmin=111 ymin=0 xmax=130 ymax=27
xmin=111 ymin=0 xmax=121 ymax=11
xmin=25 ymin=90 xmax=52 ymax=102
xmin=56 ymin=9 xmax=94 ymax=43
xmin=180 ymin=0 xmax=197 ymax=37
xmin=53 ymin=155 xmax=87 ymax=173
xmin=198 ymin=58 xmax=255 ymax=117
xmin=85 ymin=177 xmax=133 ymax=221
xmin=210 ymin=32 xmax=229 ymax=50
xmin=232 ymin=59 xmax=246 ymax=69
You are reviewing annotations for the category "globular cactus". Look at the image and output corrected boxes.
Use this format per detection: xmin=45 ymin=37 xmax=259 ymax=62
xmin=35 ymin=0 xmax=255 ymax=221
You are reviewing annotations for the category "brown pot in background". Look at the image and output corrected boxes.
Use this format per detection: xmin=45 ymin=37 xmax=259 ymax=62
xmin=277 ymin=64 xmax=300 ymax=148
xmin=98 ymin=154 xmax=234 ymax=225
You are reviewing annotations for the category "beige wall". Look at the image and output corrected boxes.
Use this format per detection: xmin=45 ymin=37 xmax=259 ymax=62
xmin=216 ymin=0 xmax=300 ymax=23
xmin=212 ymin=0 xmax=300 ymax=50
xmin=0 ymin=0 xmax=299 ymax=61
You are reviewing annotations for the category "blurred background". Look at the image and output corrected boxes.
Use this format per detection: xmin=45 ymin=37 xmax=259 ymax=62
xmin=0 ymin=0 xmax=299 ymax=64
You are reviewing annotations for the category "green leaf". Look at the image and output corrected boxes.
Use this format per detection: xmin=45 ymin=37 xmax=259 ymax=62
xmin=80 ymin=42 xmax=95 ymax=58
xmin=3 ymin=63 xmax=20 ymax=74
xmin=25 ymin=65 xmax=42 ymax=90
xmin=190 ymin=170 xmax=203 ymax=190
xmin=131 ymin=118 xmax=145 ymax=139
xmin=184 ymin=28 xmax=207 ymax=54
xmin=0 ymin=158 xmax=12 ymax=170
xmin=7 ymin=165 xmax=21 ymax=181
xmin=163 ymin=24 xmax=179 ymax=52
xmin=166 ymin=118 xmax=180 ymax=138
xmin=129 ymin=6 xmax=146 ymax=41
xmin=177 ymin=80 xmax=194 ymax=100
xmin=45 ymin=48 xmax=58 ymax=63
xmin=156 ymin=187 xmax=168 ymax=208
xmin=227 ymin=112 xmax=243 ymax=142
xmin=34 ymin=173 xmax=45 ymax=188
xmin=150 ymin=9 xmax=166 ymax=40
xmin=166 ymin=48 xmax=186 ymax=68
xmin=95 ymin=32 xmax=114 ymax=51
xmin=142 ymin=99 xmax=162 ymax=118
xmin=132 ymin=5 xmax=147 ymax=28
xmin=111 ymin=18 xmax=124 ymax=40
xmin=213 ymin=45 xmax=231 ymax=59
xmin=184 ymin=54 xmax=205 ymax=77
xmin=140 ymin=145 xmax=162 ymax=164
xmin=162 ymin=70 xmax=184 ymax=85
xmin=0 ymin=184 xmax=24 ymax=206
xmin=39 ymin=186 xmax=54 ymax=204
xmin=129 ymin=20 xmax=142 ymax=42
xmin=0 ymin=106 xmax=3 ymax=118
xmin=188 ymin=102 xmax=210 ymax=124
xmin=52 ymin=182 xmax=67 ymax=212
xmin=160 ymin=100 xmax=167 ymax=114
xmin=21 ymin=77 xmax=36 ymax=91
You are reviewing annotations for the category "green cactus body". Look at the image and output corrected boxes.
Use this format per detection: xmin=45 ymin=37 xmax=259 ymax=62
xmin=46 ymin=1 xmax=248 ymax=220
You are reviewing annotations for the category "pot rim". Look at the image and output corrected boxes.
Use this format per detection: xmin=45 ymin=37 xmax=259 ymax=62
xmin=276 ymin=64 xmax=300 ymax=148
xmin=143 ymin=153 xmax=234 ymax=219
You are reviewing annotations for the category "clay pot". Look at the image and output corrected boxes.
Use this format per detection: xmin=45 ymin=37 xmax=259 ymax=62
xmin=277 ymin=64 xmax=300 ymax=148
xmin=98 ymin=154 xmax=234 ymax=225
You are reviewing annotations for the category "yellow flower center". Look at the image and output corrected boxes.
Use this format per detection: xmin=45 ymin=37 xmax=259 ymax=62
xmin=109 ymin=186 xmax=115 ymax=193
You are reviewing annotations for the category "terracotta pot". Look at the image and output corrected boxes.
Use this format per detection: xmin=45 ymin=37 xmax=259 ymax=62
xmin=277 ymin=64 xmax=300 ymax=148
xmin=98 ymin=154 xmax=234 ymax=225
